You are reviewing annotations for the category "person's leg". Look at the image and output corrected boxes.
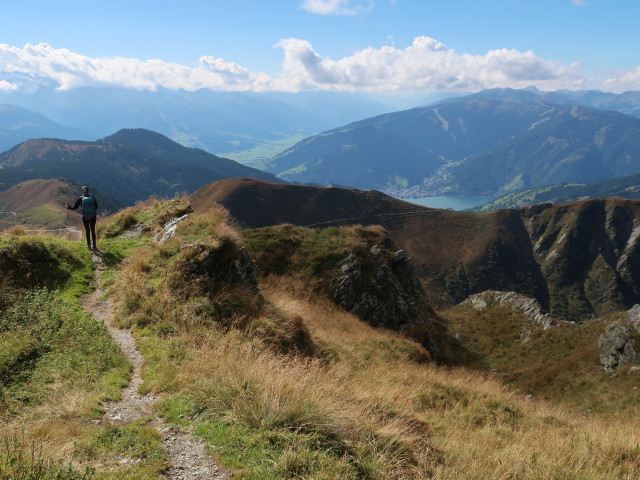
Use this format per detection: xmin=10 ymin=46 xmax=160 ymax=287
xmin=89 ymin=217 xmax=97 ymax=249
xmin=82 ymin=216 xmax=91 ymax=248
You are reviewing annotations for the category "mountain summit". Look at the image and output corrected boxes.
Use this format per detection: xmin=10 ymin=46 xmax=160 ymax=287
xmin=0 ymin=128 xmax=283 ymax=204
xmin=263 ymin=89 xmax=640 ymax=196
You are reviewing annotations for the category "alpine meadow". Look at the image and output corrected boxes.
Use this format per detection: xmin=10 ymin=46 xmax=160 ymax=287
xmin=2 ymin=1 xmax=640 ymax=479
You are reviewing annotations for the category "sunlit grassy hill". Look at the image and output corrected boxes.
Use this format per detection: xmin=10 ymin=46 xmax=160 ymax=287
xmin=0 ymin=178 xmax=124 ymax=232
xmin=3 ymin=196 xmax=639 ymax=479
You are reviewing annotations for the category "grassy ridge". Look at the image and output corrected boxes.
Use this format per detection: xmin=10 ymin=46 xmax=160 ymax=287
xmin=95 ymin=199 xmax=640 ymax=479
xmin=0 ymin=231 xmax=165 ymax=479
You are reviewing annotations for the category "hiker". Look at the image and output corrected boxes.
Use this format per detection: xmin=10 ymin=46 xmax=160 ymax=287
xmin=66 ymin=186 xmax=99 ymax=250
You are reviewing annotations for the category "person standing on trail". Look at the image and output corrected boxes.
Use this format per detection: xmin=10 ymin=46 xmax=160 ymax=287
xmin=66 ymin=185 xmax=99 ymax=250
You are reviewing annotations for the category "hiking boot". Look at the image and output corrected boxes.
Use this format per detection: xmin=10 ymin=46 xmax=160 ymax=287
xmin=87 ymin=244 xmax=92 ymax=250
xmin=92 ymin=244 xmax=98 ymax=251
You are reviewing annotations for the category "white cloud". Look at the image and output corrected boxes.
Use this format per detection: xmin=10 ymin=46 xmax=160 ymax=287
xmin=0 ymin=43 xmax=271 ymax=92
xmin=572 ymin=0 xmax=586 ymax=6
xmin=300 ymin=0 xmax=373 ymax=15
xmin=603 ymin=66 xmax=640 ymax=92
xmin=274 ymin=36 xmax=590 ymax=92
xmin=0 ymin=79 xmax=18 ymax=91
xmin=2 ymin=39 xmax=637 ymax=94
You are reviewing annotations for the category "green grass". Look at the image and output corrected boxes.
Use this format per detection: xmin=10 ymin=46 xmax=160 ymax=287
xmin=74 ymin=422 xmax=166 ymax=480
xmin=441 ymin=301 xmax=640 ymax=415
xmin=0 ymin=436 xmax=95 ymax=480
xmin=0 ymin=289 xmax=128 ymax=415
xmin=0 ymin=233 xmax=94 ymax=299
xmin=242 ymin=224 xmax=385 ymax=285
xmin=0 ymin=232 xmax=150 ymax=479
xmin=160 ymin=394 xmax=363 ymax=480
xmin=222 ymin=135 xmax=308 ymax=166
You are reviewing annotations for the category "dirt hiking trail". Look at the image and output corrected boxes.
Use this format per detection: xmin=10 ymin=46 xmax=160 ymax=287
xmin=82 ymin=251 xmax=229 ymax=480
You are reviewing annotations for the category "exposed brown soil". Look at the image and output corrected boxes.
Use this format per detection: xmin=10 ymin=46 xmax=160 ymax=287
xmin=82 ymin=250 xmax=229 ymax=479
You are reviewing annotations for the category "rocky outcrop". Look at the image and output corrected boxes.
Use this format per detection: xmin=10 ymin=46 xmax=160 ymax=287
xmin=330 ymin=247 xmax=427 ymax=331
xmin=598 ymin=321 xmax=639 ymax=372
xmin=628 ymin=304 xmax=640 ymax=325
xmin=154 ymin=214 xmax=189 ymax=242
xmin=442 ymin=199 xmax=640 ymax=322
xmin=328 ymin=245 xmax=450 ymax=362
xmin=463 ymin=290 xmax=559 ymax=343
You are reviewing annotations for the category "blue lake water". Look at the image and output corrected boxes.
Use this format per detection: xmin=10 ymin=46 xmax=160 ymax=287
xmin=397 ymin=196 xmax=492 ymax=211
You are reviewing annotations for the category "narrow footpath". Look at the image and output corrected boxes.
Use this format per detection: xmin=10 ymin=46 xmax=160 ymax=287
xmin=82 ymin=251 xmax=229 ymax=480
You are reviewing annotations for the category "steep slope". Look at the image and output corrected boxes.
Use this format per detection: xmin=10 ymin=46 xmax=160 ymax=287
xmin=0 ymin=103 xmax=93 ymax=153
xmin=445 ymin=105 xmax=640 ymax=195
xmin=0 ymin=178 xmax=124 ymax=230
xmin=0 ymin=130 xmax=282 ymax=205
xmin=441 ymin=291 xmax=640 ymax=414
xmin=90 ymin=197 xmax=640 ymax=479
xmin=550 ymin=89 xmax=640 ymax=118
xmin=264 ymin=89 xmax=640 ymax=195
xmin=192 ymin=179 xmax=640 ymax=322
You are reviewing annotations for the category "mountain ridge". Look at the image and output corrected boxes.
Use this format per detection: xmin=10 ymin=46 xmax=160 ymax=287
xmin=0 ymin=128 xmax=284 ymax=204
xmin=263 ymin=89 xmax=640 ymax=197
xmin=193 ymin=178 xmax=640 ymax=322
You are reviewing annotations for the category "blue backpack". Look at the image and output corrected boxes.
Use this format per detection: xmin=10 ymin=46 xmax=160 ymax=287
xmin=81 ymin=196 xmax=97 ymax=217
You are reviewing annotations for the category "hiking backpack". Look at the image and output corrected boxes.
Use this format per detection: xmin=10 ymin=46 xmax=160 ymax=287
xmin=81 ymin=195 xmax=97 ymax=217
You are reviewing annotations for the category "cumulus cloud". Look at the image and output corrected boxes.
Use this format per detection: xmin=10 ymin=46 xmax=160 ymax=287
xmin=1 ymin=39 xmax=634 ymax=94
xmin=0 ymin=80 xmax=17 ymax=91
xmin=300 ymin=0 xmax=373 ymax=15
xmin=0 ymin=43 xmax=271 ymax=92
xmin=274 ymin=36 xmax=590 ymax=92
xmin=603 ymin=66 xmax=640 ymax=92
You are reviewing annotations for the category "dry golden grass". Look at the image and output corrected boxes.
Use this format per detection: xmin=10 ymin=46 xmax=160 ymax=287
xmin=101 ymin=199 xmax=640 ymax=479
xmin=134 ymin=273 xmax=639 ymax=478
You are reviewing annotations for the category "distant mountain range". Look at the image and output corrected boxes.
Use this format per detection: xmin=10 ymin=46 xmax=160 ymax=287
xmin=0 ymin=87 xmax=393 ymax=156
xmin=263 ymin=88 xmax=640 ymax=197
xmin=0 ymin=104 xmax=94 ymax=153
xmin=0 ymin=128 xmax=283 ymax=204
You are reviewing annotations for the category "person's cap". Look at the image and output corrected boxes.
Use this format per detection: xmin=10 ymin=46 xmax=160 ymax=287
xmin=81 ymin=185 xmax=88 ymax=191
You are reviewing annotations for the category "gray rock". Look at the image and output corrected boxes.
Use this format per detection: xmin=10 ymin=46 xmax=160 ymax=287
xmin=154 ymin=214 xmax=189 ymax=243
xmin=330 ymin=246 xmax=425 ymax=330
xmin=628 ymin=304 xmax=640 ymax=327
xmin=598 ymin=321 xmax=638 ymax=372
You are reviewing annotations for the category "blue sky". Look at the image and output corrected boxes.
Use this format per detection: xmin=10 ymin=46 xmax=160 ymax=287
xmin=1 ymin=0 xmax=639 ymax=94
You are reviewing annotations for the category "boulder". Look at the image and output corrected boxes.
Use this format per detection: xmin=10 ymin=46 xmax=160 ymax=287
xmin=598 ymin=321 xmax=638 ymax=372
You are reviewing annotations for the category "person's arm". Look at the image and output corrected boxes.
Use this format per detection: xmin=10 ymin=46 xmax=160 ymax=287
xmin=94 ymin=196 xmax=99 ymax=211
xmin=67 ymin=196 xmax=82 ymax=210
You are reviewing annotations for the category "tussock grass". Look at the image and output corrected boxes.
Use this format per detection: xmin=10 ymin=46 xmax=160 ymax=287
xmin=102 ymin=199 xmax=640 ymax=479
xmin=441 ymin=301 xmax=640 ymax=415
xmin=0 ymin=232 xmax=164 ymax=479
xmin=0 ymin=233 xmax=92 ymax=297
xmin=242 ymin=224 xmax=387 ymax=289
xmin=0 ymin=436 xmax=94 ymax=480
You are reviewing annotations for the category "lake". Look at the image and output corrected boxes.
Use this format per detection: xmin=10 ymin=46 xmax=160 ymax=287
xmin=397 ymin=195 xmax=492 ymax=211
